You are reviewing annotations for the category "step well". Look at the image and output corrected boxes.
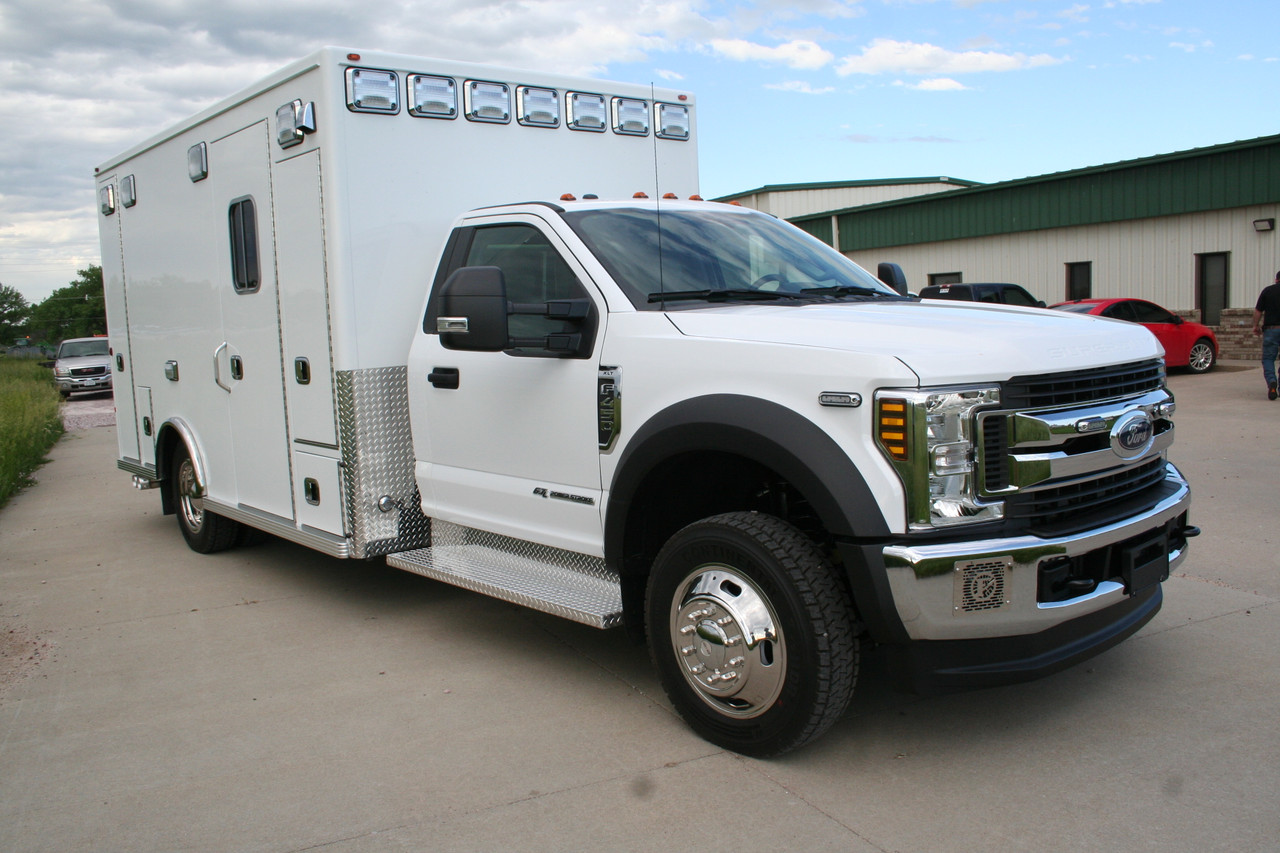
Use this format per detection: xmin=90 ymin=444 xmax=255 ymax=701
xmin=386 ymin=520 xmax=622 ymax=629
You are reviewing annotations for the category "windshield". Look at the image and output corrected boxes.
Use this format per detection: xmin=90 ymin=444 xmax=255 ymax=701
xmin=1052 ymin=303 xmax=1098 ymax=314
xmin=58 ymin=339 xmax=109 ymax=358
xmin=561 ymin=206 xmax=903 ymax=310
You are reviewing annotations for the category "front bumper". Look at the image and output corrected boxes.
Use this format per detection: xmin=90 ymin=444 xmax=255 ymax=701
xmin=853 ymin=461 xmax=1191 ymax=693
xmin=57 ymin=375 xmax=113 ymax=393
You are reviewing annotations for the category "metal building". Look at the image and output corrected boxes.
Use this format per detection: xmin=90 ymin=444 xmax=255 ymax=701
xmin=722 ymin=134 xmax=1280 ymax=357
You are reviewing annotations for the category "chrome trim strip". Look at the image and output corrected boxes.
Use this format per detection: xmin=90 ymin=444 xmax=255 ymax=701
xmin=205 ymin=498 xmax=350 ymax=559
xmin=1004 ymin=389 xmax=1173 ymax=448
xmin=1009 ymin=434 xmax=1172 ymax=490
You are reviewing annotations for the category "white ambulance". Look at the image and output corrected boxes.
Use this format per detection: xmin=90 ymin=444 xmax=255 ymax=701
xmin=96 ymin=47 xmax=1195 ymax=755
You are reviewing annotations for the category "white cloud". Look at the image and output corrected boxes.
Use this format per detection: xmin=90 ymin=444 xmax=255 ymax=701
xmin=764 ymin=80 xmax=836 ymax=93
xmin=837 ymin=38 xmax=1062 ymax=75
xmin=709 ymin=38 xmax=834 ymax=69
xmin=1060 ymin=4 xmax=1090 ymax=24
xmin=909 ymin=77 xmax=970 ymax=91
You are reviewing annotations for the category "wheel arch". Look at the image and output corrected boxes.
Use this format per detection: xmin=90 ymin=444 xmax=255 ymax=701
xmin=605 ymin=394 xmax=888 ymax=636
xmin=154 ymin=417 xmax=205 ymax=516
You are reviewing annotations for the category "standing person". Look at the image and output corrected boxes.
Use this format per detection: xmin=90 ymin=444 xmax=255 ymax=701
xmin=1254 ymin=270 xmax=1280 ymax=400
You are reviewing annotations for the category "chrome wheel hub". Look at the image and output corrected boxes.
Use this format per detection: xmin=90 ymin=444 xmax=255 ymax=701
xmin=177 ymin=458 xmax=205 ymax=533
xmin=671 ymin=567 xmax=785 ymax=719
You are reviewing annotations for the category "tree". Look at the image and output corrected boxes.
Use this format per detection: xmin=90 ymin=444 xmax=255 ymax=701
xmin=26 ymin=266 xmax=107 ymax=343
xmin=0 ymin=283 xmax=31 ymax=345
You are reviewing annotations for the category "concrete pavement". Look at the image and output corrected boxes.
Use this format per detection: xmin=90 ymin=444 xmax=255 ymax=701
xmin=1 ymin=364 xmax=1277 ymax=852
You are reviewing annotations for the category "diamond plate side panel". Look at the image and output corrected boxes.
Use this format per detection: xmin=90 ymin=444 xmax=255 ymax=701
xmin=387 ymin=520 xmax=622 ymax=628
xmin=337 ymin=367 xmax=431 ymax=558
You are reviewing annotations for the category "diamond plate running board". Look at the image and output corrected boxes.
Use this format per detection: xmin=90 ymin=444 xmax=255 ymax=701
xmin=386 ymin=520 xmax=622 ymax=629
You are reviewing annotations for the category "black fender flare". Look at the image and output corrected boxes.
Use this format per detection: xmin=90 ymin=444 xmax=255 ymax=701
xmin=604 ymin=393 xmax=889 ymax=569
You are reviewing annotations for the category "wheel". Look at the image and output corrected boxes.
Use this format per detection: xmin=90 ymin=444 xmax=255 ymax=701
xmin=1187 ymin=338 xmax=1216 ymax=373
xmin=59 ymin=389 xmax=70 ymax=399
xmin=168 ymin=442 xmax=240 ymax=553
xmin=646 ymin=512 xmax=858 ymax=756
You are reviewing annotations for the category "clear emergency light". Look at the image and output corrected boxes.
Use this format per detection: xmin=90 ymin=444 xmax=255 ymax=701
xmin=346 ymin=68 xmax=399 ymax=114
xmin=276 ymin=99 xmax=317 ymax=148
xmin=517 ymin=86 xmax=559 ymax=127
xmin=465 ymin=80 xmax=511 ymax=123
xmin=410 ymin=75 xmax=457 ymax=118
xmin=655 ymin=103 xmax=690 ymax=140
xmin=121 ymin=175 xmax=136 ymax=208
xmin=566 ymin=92 xmax=607 ymax=132
xmin=611 ymin=97 xmax=649 ymax=135
xmin=187 ymin=142 xmax=208 ymax=182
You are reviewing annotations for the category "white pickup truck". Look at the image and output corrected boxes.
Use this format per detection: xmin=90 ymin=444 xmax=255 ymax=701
xmin=95 ymin=47 xmax=1195 ymax=755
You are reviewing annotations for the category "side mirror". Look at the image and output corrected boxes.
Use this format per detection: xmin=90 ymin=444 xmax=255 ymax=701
xmin=877 ymin=262 xmax=909 ymax=296
xmin=436 ymin=266 xmax=510 ymax=351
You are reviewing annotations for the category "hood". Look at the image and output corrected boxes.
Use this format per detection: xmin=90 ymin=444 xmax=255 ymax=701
xmin=664 ymin=299 xmax=1163 ymax=384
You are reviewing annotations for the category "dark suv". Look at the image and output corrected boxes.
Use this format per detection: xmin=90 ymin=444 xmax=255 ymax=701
xmin=918 ymin=282 xmax=1046 ymax=307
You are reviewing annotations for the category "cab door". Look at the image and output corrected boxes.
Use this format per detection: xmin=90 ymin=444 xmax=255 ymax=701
xmin=407 ymin=215 xmax=606 ymax=556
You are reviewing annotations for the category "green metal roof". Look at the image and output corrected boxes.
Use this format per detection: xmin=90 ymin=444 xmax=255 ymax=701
xmin=789 ymin=134 xmax=1280 ymax=252
xmin=717 ymin=175 xmax=982 ymax=201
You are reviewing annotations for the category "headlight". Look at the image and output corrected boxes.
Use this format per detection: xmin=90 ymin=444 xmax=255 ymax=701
xmin=54 ymin=366 xmax=69 ymax=378
xmin=876 ymin=386 xmax=1003 ymax=529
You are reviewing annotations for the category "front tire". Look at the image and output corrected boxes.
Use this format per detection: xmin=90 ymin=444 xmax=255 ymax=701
xmin=169 ymin=442 xmax=240 ymax=553
xmin=646 ymin=512 xmax=858 ymax=756
xmin=1187 ymin=338 xmax=1216 ymax=373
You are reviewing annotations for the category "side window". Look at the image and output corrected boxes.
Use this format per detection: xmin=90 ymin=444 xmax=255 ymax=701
xmin=1128 ymin=300 xmax=1176 ymax=324
xmin=228 ymin=197 xmax=260 ymax=293
xmin=1102 ymin=302 xmax=1136 ymax=322
xmin=1002 ymin=287 xmax=1040 ymax=307
xmin=464 ymin=224 xmax=592 ymax=351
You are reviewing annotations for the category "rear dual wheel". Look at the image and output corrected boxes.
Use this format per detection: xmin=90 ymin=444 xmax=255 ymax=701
xmin=169 ymin=443 xmax=241 ymax=553
xmin=646 ymin=512 xmax=858 ymax=757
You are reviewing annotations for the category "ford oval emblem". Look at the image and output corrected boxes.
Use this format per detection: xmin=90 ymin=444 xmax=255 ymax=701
xmin=1110 ymin=411 xmax=1154 ymax=459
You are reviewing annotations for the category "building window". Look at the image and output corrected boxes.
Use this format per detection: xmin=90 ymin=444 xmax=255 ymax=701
xmin=1066 ymin=262 xmax=1092 ymax=301
xmin=1196 ymin=252 xmax=1228 ymax=325
xmin=228 ymin=197 xmax=260 ymax=293
xmin=929 ymin=272 xmax=962 ymax=286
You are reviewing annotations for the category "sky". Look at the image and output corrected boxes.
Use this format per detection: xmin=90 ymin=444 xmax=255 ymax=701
xmin=1 ymin=0 xmax=1277 ymax=303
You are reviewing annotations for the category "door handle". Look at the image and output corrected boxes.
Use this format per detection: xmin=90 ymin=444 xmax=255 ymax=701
xmin=428 ymin=367 xmax=460 ymax=389
xmin=213 ymin=342 xmax=231 ymax=392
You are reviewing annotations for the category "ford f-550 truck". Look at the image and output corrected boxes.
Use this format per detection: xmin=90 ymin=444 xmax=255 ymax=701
xmin=94 ymin=47 xmax=1195 ymax=755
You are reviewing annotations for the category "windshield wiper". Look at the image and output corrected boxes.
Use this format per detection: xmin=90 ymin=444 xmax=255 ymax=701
xmin=647 ymin=289 xmax=801 ymax=304
xmin=795 ymin=285 xmax=903 ymax=299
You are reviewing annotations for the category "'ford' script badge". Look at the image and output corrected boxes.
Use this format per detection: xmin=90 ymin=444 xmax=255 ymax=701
xmin=1110 ymin=410 xmax=1154 ymax=459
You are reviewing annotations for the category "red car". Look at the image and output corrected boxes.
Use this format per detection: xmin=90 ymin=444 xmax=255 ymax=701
xmin=1051 ymin=298 xmax=1218 ymax=373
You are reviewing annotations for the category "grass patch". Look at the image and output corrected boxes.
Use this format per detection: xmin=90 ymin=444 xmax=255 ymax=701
xmin=0 ymin=358 xmax=65 ymax=508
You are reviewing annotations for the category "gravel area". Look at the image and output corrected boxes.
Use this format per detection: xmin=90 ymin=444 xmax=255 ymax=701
xmin=59 ymin=391 xmax=116 ymax=430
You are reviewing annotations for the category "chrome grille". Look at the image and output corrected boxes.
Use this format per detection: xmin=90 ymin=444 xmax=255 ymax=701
xmin=981 ymin=358 xmax=1172 ymax=532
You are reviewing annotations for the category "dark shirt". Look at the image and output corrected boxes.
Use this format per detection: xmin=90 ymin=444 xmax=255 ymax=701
xmin=1258 ymin=283 xmax=1280 ymax=327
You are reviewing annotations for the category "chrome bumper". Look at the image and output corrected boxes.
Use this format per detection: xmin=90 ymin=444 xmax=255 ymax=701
xmin=882 ymin=462 xmax=1191 ymax=641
